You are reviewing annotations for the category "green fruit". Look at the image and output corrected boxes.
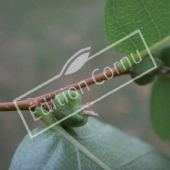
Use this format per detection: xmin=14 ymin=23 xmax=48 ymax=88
xmin=154 ymin=42 xmax=170 ymax=67
xmin=159 ymin=46 xmax=170 ymax=67
xmin=132 ymin=57 xmax=164 ymax=85
xmin=150 ymin=75 xmax=170 ymax=140
xmin=53 ymin=90 xmax=88 ymax=127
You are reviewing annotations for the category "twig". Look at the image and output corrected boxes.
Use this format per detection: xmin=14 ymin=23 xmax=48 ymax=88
xmin=0 ymin=67 xmax=132 ymax=112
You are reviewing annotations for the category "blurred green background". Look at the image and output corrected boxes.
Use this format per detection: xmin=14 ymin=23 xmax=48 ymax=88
xmin=0 ymin=1 xmax=170 ymax=169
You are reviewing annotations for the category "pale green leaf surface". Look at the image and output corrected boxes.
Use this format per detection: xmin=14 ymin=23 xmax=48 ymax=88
xmin=10 ymin=118 xmax=170 ymax=170
xmin=105 ymin=0 xmax=170 ymax=54
xmin=150 ymin=75 xmax=170 ymax=140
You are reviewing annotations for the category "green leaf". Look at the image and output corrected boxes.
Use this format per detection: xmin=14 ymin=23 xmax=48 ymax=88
xmin=105 ymin=0 xmax=170 ymax=54
xmin=132 ymin=57 xmax=164 ymax=85
xmin=10 ymin=118 xmax=170 ymax=170
xmin=150 ymin=74 xmax=170 ymax=140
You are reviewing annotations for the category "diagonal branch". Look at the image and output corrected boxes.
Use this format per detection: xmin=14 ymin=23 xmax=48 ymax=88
xmin=0 ymin=67 xmax=132 ymax=112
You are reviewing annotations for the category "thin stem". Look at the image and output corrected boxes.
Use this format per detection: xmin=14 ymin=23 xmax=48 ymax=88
xmin=1 ymin=35 xmax=169 ymax=112
xmin=0 ymin=66 xmax=132 ymax=112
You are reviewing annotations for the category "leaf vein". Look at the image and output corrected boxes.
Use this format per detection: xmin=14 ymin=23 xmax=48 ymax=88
xmin=114 ymin=150 xmax=157 ymax=170
xmin=139 ymin=0 xmax=161 ymax=40
xmin=110 ymin=1 xmax=139 ymax=51
xmin=43 ymin=136 xmax=62 ymax=170
xmin=76 ymin=149 xmax=81 ymax=170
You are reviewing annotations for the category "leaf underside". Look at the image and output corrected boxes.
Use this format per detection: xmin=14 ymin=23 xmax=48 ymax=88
xmin=105 ymin=0 xmax=170 ymax=54
xmin=10 ymin=118 xmax=170 ymax=170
